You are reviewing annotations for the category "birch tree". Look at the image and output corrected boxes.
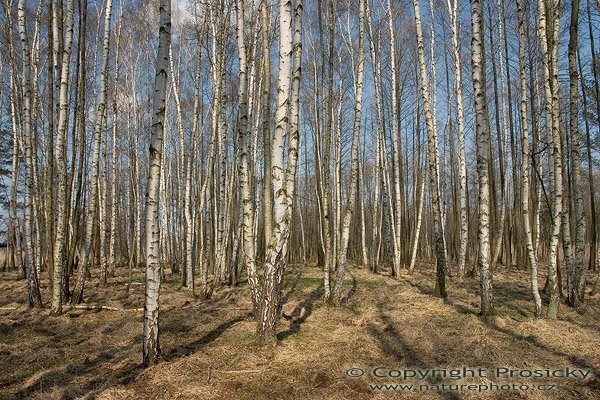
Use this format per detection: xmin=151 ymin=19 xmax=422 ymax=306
xmin=51 ymin=0 xmax=75 ymax=314
xmin=446 ymin=0 xmax=468 ymax=276
xmin=72 ymin=0 xmax=114 ymax=305
xmin=471 ymin=0 xmax=494 ymax=315
xmin=143 ymin=0 xmax=171 ymax=367
xmin=566 ymin=0 xmax=586 ymax=307
xmin=518 ymin=0 xmax=542 ymax=317
xmin=262 ymin=0 xmax=273 ymax=256
xmin=331 ymin=0 xmax=365 ymax=303
xmin=237 ymin=0 xmax=259 ymax=310
xmin=412 ymin=0 xmax=448 ymax=297
xmin=109 ymin=4 xmax=123 ymax=279
xmin=388 ymin=0 xmax=403 ymax=276
xmin=18 ymin=0 xmax=42 ymax=307
xmin=538 ymin=0 xmax=561 ymax=319
xmin=257 ymin=0 xmax=301 ymax=343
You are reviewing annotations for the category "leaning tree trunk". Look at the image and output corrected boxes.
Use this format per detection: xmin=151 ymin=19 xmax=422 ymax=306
xmin=471 ymin=0 xmax=494 ymax=316
xmin=143 ymin=0 xmax=171 ymax=367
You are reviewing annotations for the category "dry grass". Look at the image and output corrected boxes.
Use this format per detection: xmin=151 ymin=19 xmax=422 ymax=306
xmin=1 ymin=263 xmax=599 ymax=400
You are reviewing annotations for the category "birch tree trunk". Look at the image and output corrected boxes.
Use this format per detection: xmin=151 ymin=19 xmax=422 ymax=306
xmin=388 ymin=0 xmax=403 ymax=275
xmin=184 ymin=51 xmax=202 ymax=294
xmin=45 ymin=0 xmax=55 ymax=288
xmin=262 ymin=0 xmax=273 ymax=254
xmin=168 ymin=45 xmax=184 ymax=277
xmin=286 ymin=0 xmax=302 ymax=226
xmin=257 ymin=0 xmax=301 ymax=343
xmin=72 ymin=0 xmax=113 ymax=305
xmin=518 ymin=0 xmax=542 ymax=317
xmin=541 ymin=0 xmax=562 ymax=319
xmin=9 ymin=78 xmax=23 ymax=276
xmin=51 ymin=0 xmax=75 ymax=314
xmin=237 ymin=0 xmax=259 ymax=310
xmin=143 ymin=0 xmax=171 ymax=367
xmin=586 ymin=0 xmax=600 ymax=276
xmin=18 ymin=0 xmax=42 ymax=307
xmin=446 ymin=0 xmax=468 ymax=276
xmin=100 ymin=113 xmax=109 ymax=284
xmin=412 ymin=0 xmax=448 ymax=297
xmin=332 ymin=0 xmax=364 ymax=303
xmin=109 ymin=8 xmax=122 ymax=279
xmin=567 ymin=0 xmax=586 ymax=307
xmin=579 ymin=49 xmax=598 ymax=293
xmin=366 ymin=1 xmax=395 ymax=277
xmin=470 ymin=0 xmax=494 ymax=315
xmin=359 ymin=148 xmax=369 ymax=266
xmin=318 ymin=0 xmax=335 ymax=302
xmin=409 ymin=78 xmax=424 ymax=274
xmin=491 ymin=0 xmax=509 ymax=270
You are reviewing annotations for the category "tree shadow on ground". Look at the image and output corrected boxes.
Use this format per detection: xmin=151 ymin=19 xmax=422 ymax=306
xmin=404 ymin=273 xmax=535 ymax=319
xmin=483 ymin=318 xmax=600 ymax=380
xmin=8 ymin=345 xmax=141 ymax=400
xmin=278 ymin=286 xmax=324 ymax=341
xmin=340 ymin=274 xmax=358 ymax=304
xmin=164 ymin=313 xmax=252 ymax=360
xmin=366 ymin=302 xmax=462 ymax=400
xmin=443 ymin=298 xmax=600 ymax=383
xmin=404 ymin=277 xmax=435 ymax=296
xmin=281 ymin=271 xmax=303 ymax=307
xmin=8 ymin=313 xmax=251 ymax=400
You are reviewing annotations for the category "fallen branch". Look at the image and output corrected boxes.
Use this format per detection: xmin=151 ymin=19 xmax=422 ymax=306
xmin=70 ymin=305 xmax=143 ymax=312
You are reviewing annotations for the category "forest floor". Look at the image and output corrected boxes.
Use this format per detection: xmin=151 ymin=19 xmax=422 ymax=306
xmin=1 ymin=262 xmax=600 ymax=400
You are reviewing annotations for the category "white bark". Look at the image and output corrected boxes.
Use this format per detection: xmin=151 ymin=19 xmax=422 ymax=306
xmin=471 ymin=0 xmax=494 ymax=315
xmin=72 ymin=0 xmax=113 ymax=305
xmin=518 ymin=0 xmax=542 ymax=317
xmin=446 ymin=0 xmax=468 ymax=276
xmin=388 ymin=0 xmax=403 ymax=276
xmin=52 ymin=0 xmax=76 ymax=313
xmin=413 ymin=0 xmax=447 ymax=297
xmin=491 ymin=0 xmax=509 ymax=269
xmin=109 ymin=8 xmax=122 ymax=279
xmin=333 ymin=0 xmax=365 ymax=302
xmin=236 ymin=0 xmax=259 ymax=309
xmin=538 ymin=0 xmax=561 ymax=319
xmin=18 ymin=0 xmax=42 ymax=307
xmin=262 ymin=0 xmax=273 ymax=253
xmin=257 ymin=0 xmax=301 ymax=343
xmin=143 ymin=0 xmax=171 ymax=367
xmin=567 ymin=0 xmax=586 ymax=307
